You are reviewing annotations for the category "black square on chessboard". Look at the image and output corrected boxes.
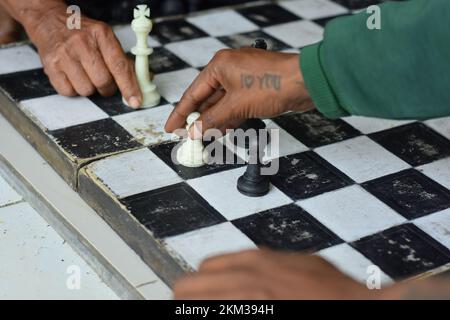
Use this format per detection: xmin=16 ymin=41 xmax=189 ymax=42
xmin=218 ymin=30 xmax=290 ymax=52
xmin=369 ymin=122 xmax=450 ymax=167
xmin=274 ymin=110 xmax=361 ymax=148
xmin=89 ymin=91 xmax=169 ymax=117
xmin=150 ymin=140 xmax=245 ymax=180
xmin=233 ymin=203 xmax=343 ymax=252
xmin=152 ymin=19 xmax=208 ymax=44
xmin=149 ymin=47 xmax=190 ymax=74
xmin=270 ymin=151 xmax=353 ymax=200
xmin=362 ymin=169 xmax=450 ymax=220
xmin=0 ymin=68 xmax=56 ymax=101
xmin=237 ymin=3 xmax=300 ymax=27
xmin=352 ymin=223 xmax=450 ymax=280
xmin=51 ymin=118 xmax=141 ymax=159
xmin=120 ymin=182 xmax=226 ymax=238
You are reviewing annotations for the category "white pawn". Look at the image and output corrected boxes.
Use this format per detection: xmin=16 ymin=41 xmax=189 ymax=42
xmin=123 ymin=5 xmax=160 ymax=108
xmin=176 ymin=112 xmax=209 ymax=167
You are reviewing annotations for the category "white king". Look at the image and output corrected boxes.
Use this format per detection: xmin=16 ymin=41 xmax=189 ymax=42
xmin=128 ymin=5 xmax=160 ymax=108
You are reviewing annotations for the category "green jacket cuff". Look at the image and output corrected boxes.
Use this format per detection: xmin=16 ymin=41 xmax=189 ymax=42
xmin=300 ymin=43 xmax=349 ymax=119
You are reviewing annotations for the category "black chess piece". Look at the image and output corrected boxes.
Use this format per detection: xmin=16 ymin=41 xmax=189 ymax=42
xmin=236 ymin=38 xmax=271 ymax=197
xmin=252 ymin=38 xmax=268 ymax=50
xmin=237 ymin=127 xmax=271 ymax=197
xmin=231 ymin=118 xmax=269 ymax=149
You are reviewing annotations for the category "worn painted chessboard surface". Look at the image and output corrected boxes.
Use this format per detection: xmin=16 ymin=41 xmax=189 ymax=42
xmin=2 ymin=0 xmax=450 ymax=286
xmin=0 ymin=0 xmax=374 ymax=188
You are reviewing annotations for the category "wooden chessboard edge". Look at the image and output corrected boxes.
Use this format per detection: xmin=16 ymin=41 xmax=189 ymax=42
xmin=78 ymin=167 xmax=189 ymax=287
xmin=0 ymin=89 xmax=78 ymax=189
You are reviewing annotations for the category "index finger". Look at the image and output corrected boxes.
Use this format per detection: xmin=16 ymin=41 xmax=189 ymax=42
xmin=96 ymin=25 xmax=142 ymax=107
xmin=164 ymin=67 xmax=221 ymax=133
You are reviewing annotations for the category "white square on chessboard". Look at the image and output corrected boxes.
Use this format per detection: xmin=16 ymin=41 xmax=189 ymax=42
xmin=166 ymin=37 xmax=228 ymax=68
xmin=21 ymin=95 xmax=109 ymax=131
xmin=0 ymin=175 xmax=22 ymax=207
xmin=414 ymin=208 xmax=450 ymax=251
xmin=264 ymin=120 xmax=309 ymax=160
xmin=264 ymin=20 xmax=323 ymax=49
xmin=297 ymin=185 xmax=406 ymax=242
xmin=0 ymin=46 xmax=42 ymax=75
xmin=315 ymin=136 xmax=410 ymax=183
xmin=318 ymin=243 xmax=393 ymax=285
xmin=113 ymin=25 xmax=161 ymax=53
xmin=425 ymin=116 xmax=450 ymax=140
xmin=222 ymin=120 xmax=309 ymax=163
xmin=343 ymin=116 xmax=414 ymax=135
xmin=88 ymin=148 xmax=182 ymax=199
xmin=154 ymin=68 xmax=199 ymax=103
xmin=187 ymin=10 xmax=258 ymax=37
xmin=165 ymin=222 xmax=256 ymax=270
xmin=417 ymin=157 xmax=450 ymax=190
xmin=188 ymin=167 xmax=292 ymax=220
xmin=113 ymin=104 xmax=175 ymax=146
xmin=279 ymin=0 xmax=349 ymax=20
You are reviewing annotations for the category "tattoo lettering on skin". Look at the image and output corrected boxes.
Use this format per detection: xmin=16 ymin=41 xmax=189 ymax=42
xmin=241 ymin=73 xmax=281 ymax=91
xmin=241 ymin=74 xmax=255 ymax=89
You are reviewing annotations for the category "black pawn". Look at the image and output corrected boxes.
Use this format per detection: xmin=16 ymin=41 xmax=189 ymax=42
xmin=237 ymin=163 xmax=270 ymax=197
xmin=237 ymin=129 xmax=270 ymax=197
xmin=253 ymin=38 xmax=268 ymax=50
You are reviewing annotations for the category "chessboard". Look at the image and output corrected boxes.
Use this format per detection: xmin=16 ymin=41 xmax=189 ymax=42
xmin=2 ymin=0 xmax=450 ymax=287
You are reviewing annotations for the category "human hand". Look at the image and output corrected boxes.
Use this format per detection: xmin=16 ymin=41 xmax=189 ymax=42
xmin=165 ymin=48 xmax=314 ymax=136
xmin=0 ymin=4 xmax=20 ymax=44
xmin=173 ymin=249 xmax=379 ymax=300
xmin=27 ymin=5 xmax=141 ymax=107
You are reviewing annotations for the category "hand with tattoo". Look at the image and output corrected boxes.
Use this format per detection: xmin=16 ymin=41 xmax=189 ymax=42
xmin=164 ymin=48 xmax=314 ymax=136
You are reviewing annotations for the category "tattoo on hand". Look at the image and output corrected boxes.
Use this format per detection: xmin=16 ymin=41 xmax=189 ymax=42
xmin=241 ymin=73 xmax=281 ymax=91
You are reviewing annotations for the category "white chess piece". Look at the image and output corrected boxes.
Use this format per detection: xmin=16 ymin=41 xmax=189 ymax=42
xmin=123 ymin=5 xmax=160 ymax=108
xmin=176 ymin=112 xmax=209 ymax=167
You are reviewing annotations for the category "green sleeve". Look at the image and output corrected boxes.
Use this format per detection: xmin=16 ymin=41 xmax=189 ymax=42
xmin=301 ymin=0 xmax=450 ymax=120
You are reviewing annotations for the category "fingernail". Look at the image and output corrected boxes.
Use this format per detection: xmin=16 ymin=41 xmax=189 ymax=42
xmin=129 ymin=96 xmax=141 ymax=108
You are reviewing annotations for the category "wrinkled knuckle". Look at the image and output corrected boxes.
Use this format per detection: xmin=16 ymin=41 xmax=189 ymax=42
xmin=112 ymin=58 xmax=129 ymax=74
xmin=93 ymin=21 xmax=111 ymax=36
xmin=95 ymin=75 xmax=114 ymax=90
xmin=184 ymin=90 xmax=200 ymax=105
xmin=78 ymin=85 xmax=95 ymax=97
xmin=214 ymin=48 xmax=232 ymax=62
xmin=90 ymin=54 xmax=102 ymax=67
xmin=55 ymin=45 xmax=72 ymax=60
xmin=58 ymin=86 xmax=76 ymax=97
xmin=69 ymin=31 xmax=87 ymax=45
xmin=43 ymin=54 xmax=60 ymax=69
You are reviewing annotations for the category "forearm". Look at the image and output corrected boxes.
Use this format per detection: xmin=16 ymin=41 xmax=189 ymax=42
xmin=301 ymin=0 xmax=450 ymax=120
xmin=0 ymin=0 xmax=66 ymax=37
